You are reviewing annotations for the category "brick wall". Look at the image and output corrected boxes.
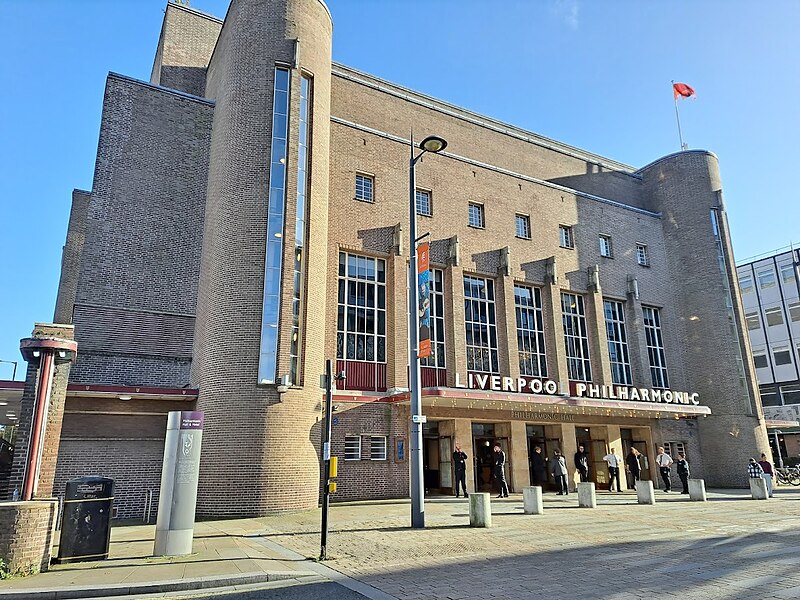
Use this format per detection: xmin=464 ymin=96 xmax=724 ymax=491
xmin=0 ymin=501 xmax=58 ymax=575
xmin=53 ymin=190 xmax=90 ymax=324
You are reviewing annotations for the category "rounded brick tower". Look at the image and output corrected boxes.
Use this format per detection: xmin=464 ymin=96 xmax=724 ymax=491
xmin=639 ymin=150 xmax=771 ymax=486
xmin=192 ymin=0 xmax=332 ymax=516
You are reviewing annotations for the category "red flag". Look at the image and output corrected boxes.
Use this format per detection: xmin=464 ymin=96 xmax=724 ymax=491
xmin=673 ymin=82 xmax=695 ymax=100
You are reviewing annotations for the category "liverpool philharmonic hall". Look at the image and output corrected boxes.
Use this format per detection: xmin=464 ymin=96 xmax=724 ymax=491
xmin=1 ymin=0 xmax=772 ymax=518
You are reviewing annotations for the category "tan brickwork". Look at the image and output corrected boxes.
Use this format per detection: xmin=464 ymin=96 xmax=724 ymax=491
xmin=0 ymin=501 xmax=58 ymax=575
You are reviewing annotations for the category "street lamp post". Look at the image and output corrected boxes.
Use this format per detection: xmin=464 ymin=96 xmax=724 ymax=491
xmin=409 ymin=133 xmax=447 ymax=529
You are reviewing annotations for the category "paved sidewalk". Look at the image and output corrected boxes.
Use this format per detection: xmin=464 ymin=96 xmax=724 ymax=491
xmin=0 ymin=519 xmax=316 ymax=599
xmin=3 ymin=488 xmax=800 ymax=599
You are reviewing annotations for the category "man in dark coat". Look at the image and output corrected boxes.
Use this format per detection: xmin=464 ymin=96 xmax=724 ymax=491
xmin=531 ymin=445 xmax=547 ymax=485
xmin=574 ymin=445 xmax=590 ymax=483
xmin=453 ymin=445 xmax=469 ymax=498
xmin=493 ymin=444 xmax=510 ymax=498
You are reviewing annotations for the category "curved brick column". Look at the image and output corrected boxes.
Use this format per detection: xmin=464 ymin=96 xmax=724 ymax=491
xmin=192 ymin=0 xmax=332 ymax=516
xmin=639 ymin=151 xmax=770 ymax=486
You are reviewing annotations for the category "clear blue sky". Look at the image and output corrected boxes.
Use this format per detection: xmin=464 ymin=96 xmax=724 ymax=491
xmin=1 ymin=0 xmax=798 ymax=379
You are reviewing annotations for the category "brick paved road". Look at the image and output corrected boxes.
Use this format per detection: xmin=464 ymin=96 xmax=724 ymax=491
xmin=250 ymin=489 xmax=800 ymax=600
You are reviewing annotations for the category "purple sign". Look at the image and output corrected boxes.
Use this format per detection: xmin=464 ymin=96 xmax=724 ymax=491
xmin=180 ymin=411 xmax=204 ymax=430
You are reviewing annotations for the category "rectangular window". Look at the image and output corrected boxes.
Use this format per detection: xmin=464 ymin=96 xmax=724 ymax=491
xmin=561 ymin=293 xmax=592 ymax=381
xmin=745 ymin=312 xmax=761 ymax=331
xmin=738 ymin=273 xmax=754 ymax=295
xmin=355 ymin=173 xmax=374 ymax=202
xmin=643 ymin=306 xmax=669 ymax=388
xmin=599 ymin=235 xmax=613 ymax=258
xmin=753 ymin=352 xmax=769 ymax=369
xmin=344 ymin=435 xmax=362 ymax=461
xmin=774 ymin=346 xmax=793 ymax=366
xmin=421 ymin=269 xmax=446 ymax=370
xmin=468 ymin=202 xmax=485 ymax=228
xmin=337 ymin=253 xmax=386 ymax=363
xmin=662 ymin=441 xmax=685 ymax=457
xmin=559 ymin=225 xmax=574 ymax=249
xmin=765 ymin=306 xmax=784 ymax=327
xmin=416 ymin=189 xmax=432 ymax=217
xmin=781 ymin=263 xmax=797 ymax=284
xmin=370 ymin=436 xmax=387 ymax=460
xmin=464 ymin=275 xmax=498 ymax=373
xmin=515 ymin=214 xmax=531 ymax=239
xmin=790 ymin=302 xmax=800 ymax=322
xmin=258 ymin=66 xmax=291 ymax=385
xmin=636 ymin=244 xmax=649 ymax=266
xmin=757 ymin=267 xmax=776 ymax=289
xmin=515 ymin=285 xmax=547 ymax=377
xmin=760 ymin=385 xmax=780 ymax=407
xmin=604 ymin=299 xmax=632 ymax=385
xmin=783 ymin=384 xmax=800 ymax=405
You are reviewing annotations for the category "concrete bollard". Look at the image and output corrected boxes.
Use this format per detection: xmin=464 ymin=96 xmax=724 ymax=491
xmin=749 ymin=478 xmax=768 ymax=500
xmin=635 ymin=480 xmax=655 ymax=505
xmin=688 ymin=478 xmax=707 ymax=502
xmin=577 ymin=482 xmax=596 ymax=508
xmin=469 ymin=492 xmax=492 ymax=527
xmin=523 ymin=486 xmax=544 ymax=515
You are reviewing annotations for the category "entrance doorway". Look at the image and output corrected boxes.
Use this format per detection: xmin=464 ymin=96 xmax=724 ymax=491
xmin=471 ymin=423 xmax=509 ymax=493
xmin=422 ymin=421 xmax=453 ymax=494
xmin=621 ymin=428 xmax=651 ymax=488
xmin=576 ymin=427 xmax=608 ymax=488
xmin=526 ymin=424 xmax=551 ymax=489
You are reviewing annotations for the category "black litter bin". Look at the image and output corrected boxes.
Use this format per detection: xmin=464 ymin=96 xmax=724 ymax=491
xmin=57 ymin=476 xmax=114 ymax=563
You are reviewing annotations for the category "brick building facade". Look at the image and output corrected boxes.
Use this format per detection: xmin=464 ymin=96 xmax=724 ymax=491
xmin=0 ymin=0 xmax=771 ymax=518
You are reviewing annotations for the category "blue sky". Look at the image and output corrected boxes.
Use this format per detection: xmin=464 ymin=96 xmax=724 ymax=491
xmin=0 ymin=0 xmax=798 ymax=378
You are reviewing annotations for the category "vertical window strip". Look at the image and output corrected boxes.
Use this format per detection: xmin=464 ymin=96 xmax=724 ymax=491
xmin=289 ymin=75 xmax=312 ymax=385
xmin=336 ymin=252 xmax=387 ymax=364
xmin=421 ymin=269 xmax=446 ymax=369
xmin=464 ymin=275 xmax=498 ymax=373
xmin=603 ymin=299 xmax=632 ymax=385
xmin=643 ymin=306 xmax=669 ymax=388
xmin=561 ymin=293 xmax=592 ymax=381
xmin=515 ymin=285 xmax=547 ymax=377
xmin=258 ymin=66 xmax=291 ymax=384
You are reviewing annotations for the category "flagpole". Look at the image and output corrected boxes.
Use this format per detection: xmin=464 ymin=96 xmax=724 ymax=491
xmin=672 ymin=80 xmax=686 ymax=151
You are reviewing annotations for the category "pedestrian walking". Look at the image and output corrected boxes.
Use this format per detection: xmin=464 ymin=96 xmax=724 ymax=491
xmin=625 ymin=447 xmax=641 ymax=489
xmin=453 ymin=445 xmax=469 ymax=498
xmin=531 ymin=445 xmax=548 ymax=486
xmin=758 ymin=453 xmax=774 ymax=497
xmin=748 ymin=457 xmax=764 ymax=480
xmin=551 ymin=449 xmax=569 ymax=495
xmin=574 ymin=444 xmax=590 ymax=483
xmin=656 ymin=446 xmax=673 ymax=492
xmin=493 ymin=444 xmax=510 ymax=498
xmin=603 ymin=448 xmax=624 ymax=492
xmin=676 ymin=452 xmax=690 ymax=494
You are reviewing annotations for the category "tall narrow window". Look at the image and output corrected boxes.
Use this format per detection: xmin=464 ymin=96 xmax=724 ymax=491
xmin=337 ymin=253 xmax=386 ymax=363
xmin=289 ymin=74 xmax=312 ymax=384
xmin=258 ymin=66 xmax=291 ymax=384
xmin=355 ymin=173 xmax=374 ymax=202
xmin=599 ymin=235 xmax=613 ymax=258
xmin=636 ymin=244 xmax=649 ymax=266
xmin=416 ymin=189 xmax=432 ymax=217
xmin=468 ymin=203 xmax=485 ymax=228
xmin=464 ymin=276 xmax=498 ymax=373
xmin=515 ymin=285 xmax=547 ymax=377
xmin=604 ymin=299 xmax=632 ymax=385
xmin=561 ymin=293 xmax=591 ymax=381
xmin=643 ymin=306 xmax=669 ymax=388
xmin=559 ymin=225 xmax=574 ymax=249
xmin=516 ymin=214 xmax=531 ymax=239
xmin=421 ymin=269 xmax=446 ymax=370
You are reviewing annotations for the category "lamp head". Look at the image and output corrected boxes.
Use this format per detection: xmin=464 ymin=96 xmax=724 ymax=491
xmin=419 ymin=135 xmax=447 ymax=154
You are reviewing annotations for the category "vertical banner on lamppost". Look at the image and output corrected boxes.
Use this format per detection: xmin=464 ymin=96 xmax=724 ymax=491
xmin=417 ymin=242 xmax=431 ymax=358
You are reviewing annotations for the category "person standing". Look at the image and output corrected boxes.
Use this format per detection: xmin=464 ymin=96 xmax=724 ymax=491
xmin=758 ymin=453 xmax=774 ymax=498
xmin=574 ymin=444 xmax=590 ymax=483
xmin=531 ymin=445 xmax=547 ymax=486
xmin=603 ymin=448 xmax=623 ymax=492
xmin=656 ymin=447 xmax=673 ymax=492
xmin=551 ymin=449 xmax=569 ymax=495
xmin=675 ymin=452 xmax=690 ymax=494
xmin=625 ymin=447 xmax=641 ymax=489
xmin=748 ymin=457 xmax=764 ymax=481
xmin=453 ymin=445 xmax=469 ymax=498
xmin=493 ymin=444 xmax=510 ymax=498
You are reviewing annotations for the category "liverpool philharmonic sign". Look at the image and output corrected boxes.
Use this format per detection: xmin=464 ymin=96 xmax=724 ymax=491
xmin=454 ymin=373 xmax=701 ymax=406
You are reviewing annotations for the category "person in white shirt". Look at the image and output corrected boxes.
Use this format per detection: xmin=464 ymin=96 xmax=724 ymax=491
xmin=656 ymin=446 xmax=674 ymax=492
xmin=602 ymin=448 xmax=623 ymax=492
